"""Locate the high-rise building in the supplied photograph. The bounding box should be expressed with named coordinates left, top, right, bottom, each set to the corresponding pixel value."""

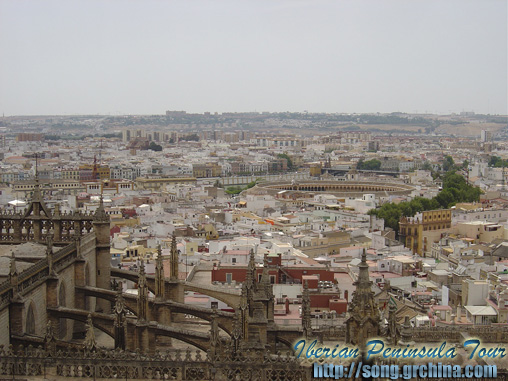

left=481, top=130, right=492, bottom=142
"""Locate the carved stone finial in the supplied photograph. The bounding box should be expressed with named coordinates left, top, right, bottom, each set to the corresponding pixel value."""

left=398, top=316, right=415, bottom=346
left=170, top=235, right=178, bottom=281
left=137, top=260, right=148, bottom=322
left=114, top=288, right=127, bottom=350
left=155, top=245, right=165, bottom=299
left=231, top=310, right=243, bottom=354
left=84, top=314, right=97, bottom=352
left=209, top=310, right=220, bottom=350
left=44, top=320, right=55, bottom=354
left=9, top=251, right=17, bottom=278
left=93, top=195, right=109, bottom=222
left=47, top=240, right=56, bottom=277
left=345, top=248, right=380, bottom=347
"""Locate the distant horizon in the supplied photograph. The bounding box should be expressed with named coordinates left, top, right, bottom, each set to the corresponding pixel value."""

left=3, top=109, right=508, bottom=118
left=1, top=0, right=506, bottom=116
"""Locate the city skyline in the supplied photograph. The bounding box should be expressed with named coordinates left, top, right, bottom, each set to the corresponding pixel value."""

left=1, top=0, right=506, bottom=116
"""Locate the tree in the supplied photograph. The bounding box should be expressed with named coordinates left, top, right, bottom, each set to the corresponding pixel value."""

left=225, top=180, right=258, bottom=195
left=489, top=156, right=501, bottom=167
left=225, top=187, right=243, bottom=195
left=277, top=153, right=294, bottom=170
left=368, top=171, right=482, bottom=234
left=422, top=161, right=433, bottom=171
left=357, top=159, right=381, bottom=171
left=488, top=155, right=508, bottom=168
left=180, top=134, right=199, bottom=142
left=435, top=189, right=455, bottom=208
left=442, top=155, right=455, bottom=172
left=148, top=142, right=162, bottom=151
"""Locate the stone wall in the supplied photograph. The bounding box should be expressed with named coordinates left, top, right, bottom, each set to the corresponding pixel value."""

left=24, top=284, right=48, bottom=337
left=0, top=308, right=9, bottom=347
left=0, top=233, right=99, bottom=346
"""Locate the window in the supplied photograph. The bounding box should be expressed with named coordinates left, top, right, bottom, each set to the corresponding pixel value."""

left=232, top=258, right=236, bottom=263
left=26, top=303, right=36, bottom=335
left=226, top=273, right=232, bottom=284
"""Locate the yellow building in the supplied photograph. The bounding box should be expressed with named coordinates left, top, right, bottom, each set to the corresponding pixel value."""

left=309, top=163, right=322, bottom=177
left=192, top=163, right=222, bottom=178
left=195, top=223, right=219, bottom=240
left=79, top=164, right=111, bottom=180
left=399, top=209, right=451, bottom=255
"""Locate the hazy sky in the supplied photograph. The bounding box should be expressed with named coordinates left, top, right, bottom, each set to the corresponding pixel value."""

left=1, top=0, right=506, bottom=116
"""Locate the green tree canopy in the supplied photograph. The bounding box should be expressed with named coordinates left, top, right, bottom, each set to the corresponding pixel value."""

left=357, top=159, right=381, bottom=171
left=148, top=141, right=162, bottom=151
left=277, top=153, right=294, bottom=170
left=369, top=171, right=481, bottom=234
left=442, top=155, right=455, bottom=172
left=488, top=156, right=508, bottom=168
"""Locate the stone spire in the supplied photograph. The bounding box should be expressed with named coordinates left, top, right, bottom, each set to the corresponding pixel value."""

left=260, top=256, right=271, bottom=293
left=155, top=245, right=165, bottom=299
left=137, top=259, right=148, bottom=321
left=356, top=249, right=372, bottom=292
left=398, top=316, right=415, bottom=346
left=9, top=252, right=17, bottom=278
left=9, top=252, right=19, bottom=300
left=209, top=307, right=220, bottom=357
left=84, top=314, right=97, bottom=353
left=239, top=286, right=249, bottom=339
left=169, top=235, right=178, bottom=281
left=93, top=194, right=109, bottom=222
left=245, top=249, right=256, bottom=287
left=44, top=320, right=56, bottom=354
left=231, top=310, right=243, bottom=355
left=32, top=156, right=42, bottom=203
left=386, top=298, right=398, bottom=344
left=345, top=249, right=380, bottom=347
left=114, top=288, right=127, bottom=350
left=257, top=255, right=274, bottom=323
left=302, top=280, right=312, bottom=337
left=21, top=159, right=53, bottom=228
left=242, top=249, right=257, bottom=311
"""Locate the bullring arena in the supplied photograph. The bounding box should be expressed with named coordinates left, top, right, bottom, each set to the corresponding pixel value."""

left=249, top=180, right=415, bottom=198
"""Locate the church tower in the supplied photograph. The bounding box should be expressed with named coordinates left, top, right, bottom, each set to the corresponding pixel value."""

left=345, top=249, right=380, bottom=348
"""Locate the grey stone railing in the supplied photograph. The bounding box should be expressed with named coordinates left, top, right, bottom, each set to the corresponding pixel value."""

left=0, top=345, right=309, bottom=380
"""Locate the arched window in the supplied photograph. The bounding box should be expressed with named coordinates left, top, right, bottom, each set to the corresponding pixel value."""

left=26, top=302, right=36, bottom=335
left=59, top=283, right=67, bottom=339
